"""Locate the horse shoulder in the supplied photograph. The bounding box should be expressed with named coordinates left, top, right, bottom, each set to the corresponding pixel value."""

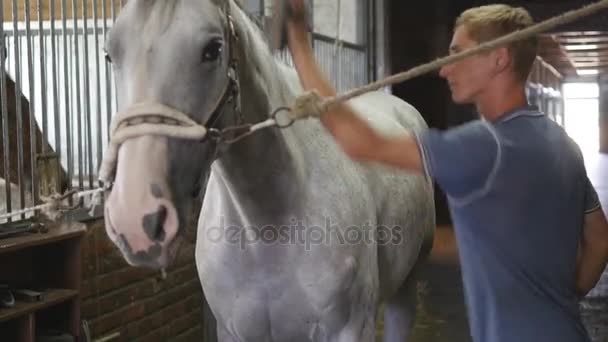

left=347, top=91, right=428, bottom=137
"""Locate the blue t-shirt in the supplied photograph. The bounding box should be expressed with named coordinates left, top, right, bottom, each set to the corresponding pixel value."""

left=416, top=107, right=601, bottom=342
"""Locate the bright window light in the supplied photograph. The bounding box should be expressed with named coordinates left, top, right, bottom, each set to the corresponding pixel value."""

left=578, top=69, right=599, bottom=76
left=563, top=82, right=599, bottom=159
left=565, top=44, right=598, bottom=51
left=563, top=82, right=599, bottom=98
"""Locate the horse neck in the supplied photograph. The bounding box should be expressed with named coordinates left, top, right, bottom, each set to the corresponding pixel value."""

left=212, top=5, right=304, bottom=220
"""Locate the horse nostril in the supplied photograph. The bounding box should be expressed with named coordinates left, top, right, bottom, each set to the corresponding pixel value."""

left=143, top=205, right=168, bottom=242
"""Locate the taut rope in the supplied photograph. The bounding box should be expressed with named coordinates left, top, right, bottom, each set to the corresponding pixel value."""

left=2, top=0, right=608, bottom=221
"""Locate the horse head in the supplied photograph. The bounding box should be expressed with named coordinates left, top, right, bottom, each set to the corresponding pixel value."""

left=102, top=0, right=245, bottom=268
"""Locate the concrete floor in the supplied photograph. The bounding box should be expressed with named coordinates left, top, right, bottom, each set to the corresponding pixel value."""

left=380, top=227, right=470, bottom=342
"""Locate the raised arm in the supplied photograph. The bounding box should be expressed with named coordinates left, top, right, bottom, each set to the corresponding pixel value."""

left=284, top=0, right=423, bottom=172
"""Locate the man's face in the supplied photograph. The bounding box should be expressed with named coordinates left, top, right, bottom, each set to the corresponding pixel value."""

left=439, top=25, right=499, bottom=104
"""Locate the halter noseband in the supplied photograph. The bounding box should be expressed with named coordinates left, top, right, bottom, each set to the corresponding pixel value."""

left=97, top=6, right=241, bottom=191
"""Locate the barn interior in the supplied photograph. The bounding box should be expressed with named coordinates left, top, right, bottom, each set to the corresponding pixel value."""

left=0, top=0, right=606, bottom=341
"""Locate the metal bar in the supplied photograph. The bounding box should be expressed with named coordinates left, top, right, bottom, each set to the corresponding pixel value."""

left=12, top=0, right=26, bottom=214
left=111, top=0, right=116, bottom=22
left=312, top=33, right=366, bottom=51
left=103, top=0, right=112, bottom=140
left=11, top=26, right=102, bottom=37
left=62, top=0, right=72, bottom=191
left=37, top=0, right=48, bottom=155
left=72, top=0, right=83, bottom=189
left=25, top=0, right=39, bottom=208
left=259, top=0, right=264, bottom=17
left=93, top=0, right=102, bottom=179
left=112, top=1, right=117, bottom=113
left=83, top=0, right=93, bottom=188
left=366, top=0, right=372, bottom=82
left=51, top=0, right=61, bottom=167
left=0, top=0, right=11, bottom=219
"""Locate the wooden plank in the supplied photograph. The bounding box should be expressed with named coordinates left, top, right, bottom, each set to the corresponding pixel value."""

left=572, top=61, right=608, bottom=68
left=556, top=36, right=608, bottom=44
left=0, top=222, right=85, bottom=254
left=570, top=56, right=608, bottom=62
left=566, top=49, right=608, bottom=57
left=564, top=44, right=608, bottom=51
left=2, top=0, right=122, bottom=22
left=0, top=289, right=77, bottom=322
left=18, top=314, right=34, bottom=342
left=555, top=31, right=608, bottom=38
left=577, top=66, right=608, bottom=71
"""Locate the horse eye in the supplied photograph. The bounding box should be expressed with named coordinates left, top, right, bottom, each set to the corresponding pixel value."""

left=202, top=39, right=223, bottom=63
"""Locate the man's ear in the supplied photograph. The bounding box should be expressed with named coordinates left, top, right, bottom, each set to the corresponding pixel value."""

left=494, top=46, right=511, bottom=73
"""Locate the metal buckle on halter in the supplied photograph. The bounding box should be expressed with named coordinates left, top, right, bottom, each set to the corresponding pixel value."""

left=206, top=128, right=223, bottom=141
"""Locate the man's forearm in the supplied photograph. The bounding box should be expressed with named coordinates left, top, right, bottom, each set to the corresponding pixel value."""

left=576, top=209, right=608, bottom=296
left=576, top=239, right=608, bottom=295
left=374, top=134, right=424, bottom=172
left=287, top=28, right=335, bottom=98
left=285, top=18, right=423, bottom=173
left=286, top=25, right=377, bottom=157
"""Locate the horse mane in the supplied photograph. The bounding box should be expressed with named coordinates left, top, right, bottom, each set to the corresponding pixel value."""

left=228, top=0, right=297, bottom=107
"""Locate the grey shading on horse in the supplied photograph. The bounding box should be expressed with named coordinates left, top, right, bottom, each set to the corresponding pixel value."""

left=101, top=0, right=435, bottom=340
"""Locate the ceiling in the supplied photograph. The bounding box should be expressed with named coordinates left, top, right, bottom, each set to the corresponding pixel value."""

left=481, top=0, right=608, bottom=77
left=539, top=31, right=608, bottom=77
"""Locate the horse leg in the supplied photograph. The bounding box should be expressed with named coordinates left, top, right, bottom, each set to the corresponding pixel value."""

left=217, top=324, right=238, bottom=342
left=334, top=311, right=377, bottom=342
left=382, top=275, right=418, bottom=342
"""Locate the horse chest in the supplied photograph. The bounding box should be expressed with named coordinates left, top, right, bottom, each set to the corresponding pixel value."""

left=197, top=244, right=370, bottom=340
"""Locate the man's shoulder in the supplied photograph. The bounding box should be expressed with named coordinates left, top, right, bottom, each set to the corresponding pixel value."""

left=444, top=119, right=497, bottom=142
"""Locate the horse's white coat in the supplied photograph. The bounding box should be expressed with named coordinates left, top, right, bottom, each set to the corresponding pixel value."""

left=104, top=0, right=435, bottom=340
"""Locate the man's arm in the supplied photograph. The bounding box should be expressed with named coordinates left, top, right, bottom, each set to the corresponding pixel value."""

left=576, top=208, right=608, bottom=296
left=285, top=0, right=423, bottom=172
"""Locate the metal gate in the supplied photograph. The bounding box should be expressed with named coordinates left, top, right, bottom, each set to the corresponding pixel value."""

left=0, top=0, right=375, bottom=224
left=0, top=0, right=122, bottom=224
left=0, top=0, right=376, bottom=339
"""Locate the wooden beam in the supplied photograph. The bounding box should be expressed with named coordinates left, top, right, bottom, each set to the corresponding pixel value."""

left=1, top=0, right=122, bottom=22
left=556, top=36, right=608, bottom=44
left=513, top=1, right=608, bottom=33
left=538, top=34, right=577, bottom=76
left=565, top=49, right=608, bottom=57
left=556, top=31, right=608, bottom=37
left=563, top=43, right=608, bottom=51
left=572, top=61, right=608, bottom=68
left=570, top=56, right=608, bottom=62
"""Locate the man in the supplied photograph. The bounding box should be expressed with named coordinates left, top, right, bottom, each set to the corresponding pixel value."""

left=285, top=2, right=608, bottom=342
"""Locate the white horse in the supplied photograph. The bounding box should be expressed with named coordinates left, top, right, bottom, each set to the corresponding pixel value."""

left=102, top=0, right=435, bottom=340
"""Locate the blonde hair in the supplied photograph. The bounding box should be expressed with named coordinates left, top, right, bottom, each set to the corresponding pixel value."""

left=455, top=4, right=538, bottom=81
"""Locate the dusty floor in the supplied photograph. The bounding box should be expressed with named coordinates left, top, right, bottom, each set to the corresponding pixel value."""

left=374, top=227, right=469, bottom=342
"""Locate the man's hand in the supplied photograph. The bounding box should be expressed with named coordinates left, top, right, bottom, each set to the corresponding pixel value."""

left=285, top=0, right=308, bottom=29
left=285, top=0, right=311, bottom=50
left=283, top=0, right=424, bottom=173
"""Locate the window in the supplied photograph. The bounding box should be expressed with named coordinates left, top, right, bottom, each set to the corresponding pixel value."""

left=563, top=82, right=600, bottom=158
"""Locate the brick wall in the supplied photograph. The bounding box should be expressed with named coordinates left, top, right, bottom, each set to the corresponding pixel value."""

left=80, top=217, right=207, bottom=341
